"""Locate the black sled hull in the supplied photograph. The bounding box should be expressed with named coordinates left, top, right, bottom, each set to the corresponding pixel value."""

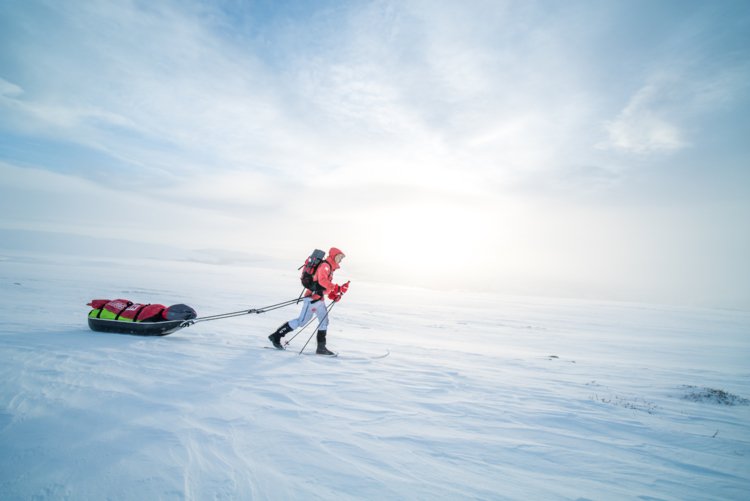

left=88, top=318, right=186, bottom=336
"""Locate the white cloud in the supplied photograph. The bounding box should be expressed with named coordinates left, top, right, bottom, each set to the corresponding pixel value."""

left=1, top=0, right=606, bottom=195
left=0, top=78, right=23, bottom=97
left=1, top=2, right=300, bottom=174
left=601, top=83, right=687, bottom=154
left=600, top=59, right=750, bottom=156
left=0, top=86, right=133, bottom=133
left=0, top=161, right=247, bottom=248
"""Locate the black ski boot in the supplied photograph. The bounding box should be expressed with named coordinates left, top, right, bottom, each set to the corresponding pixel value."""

left=315, top=329, right=335, bottom=355
left=268, top=322, right=293, bottom=350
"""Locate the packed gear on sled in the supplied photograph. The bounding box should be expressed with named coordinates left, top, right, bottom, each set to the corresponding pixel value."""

left=87, top=299, right=197, bottom=336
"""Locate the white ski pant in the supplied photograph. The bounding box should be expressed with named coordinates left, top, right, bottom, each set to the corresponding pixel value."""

left=289, top=297, right=329, bottom=331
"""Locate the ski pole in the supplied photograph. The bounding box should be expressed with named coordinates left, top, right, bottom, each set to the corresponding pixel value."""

left=296, top=303, right=333, bottom=354
left=283, top=314, right=319, bottom=346
left=298, top=302, right=336, bottom=355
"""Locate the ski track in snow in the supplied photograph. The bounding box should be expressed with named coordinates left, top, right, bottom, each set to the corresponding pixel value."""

left=0, top=254, right=749, bottom=500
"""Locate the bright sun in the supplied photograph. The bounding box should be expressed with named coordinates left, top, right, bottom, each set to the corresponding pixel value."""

left=363, top=202, right=495, bottom=284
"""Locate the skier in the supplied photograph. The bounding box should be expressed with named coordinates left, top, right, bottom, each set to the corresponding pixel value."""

left=268, top=247, right=348, bottom=354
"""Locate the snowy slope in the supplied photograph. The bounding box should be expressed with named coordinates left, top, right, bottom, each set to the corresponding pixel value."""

left=1, top=253, right=748, bottom=500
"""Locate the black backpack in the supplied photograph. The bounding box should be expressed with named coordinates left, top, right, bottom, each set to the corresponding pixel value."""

left=299, top=249, right=326, bottom=293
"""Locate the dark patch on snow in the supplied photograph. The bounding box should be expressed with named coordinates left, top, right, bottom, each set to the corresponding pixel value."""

left=681, top=386, right=749, bottom=406
left=592, top=394, right=658, bottom=414
left=547, top=355, right=575, bottom=363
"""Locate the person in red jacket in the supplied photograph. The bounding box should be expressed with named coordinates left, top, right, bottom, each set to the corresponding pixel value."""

left=268, top=247, right=348, bottom=354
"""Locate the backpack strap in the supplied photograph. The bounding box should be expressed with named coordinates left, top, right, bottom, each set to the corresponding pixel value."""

left=311, top=260, right=332, bottom=298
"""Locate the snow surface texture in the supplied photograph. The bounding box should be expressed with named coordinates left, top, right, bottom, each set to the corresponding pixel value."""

left=1, top=253, right=749, bottom=500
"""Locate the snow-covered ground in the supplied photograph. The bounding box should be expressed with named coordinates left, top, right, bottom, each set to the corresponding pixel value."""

left=1, top=252, right=748, bottom=500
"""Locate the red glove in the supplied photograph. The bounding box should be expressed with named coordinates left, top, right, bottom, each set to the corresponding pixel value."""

left=328, top=282, right=350, bottom=302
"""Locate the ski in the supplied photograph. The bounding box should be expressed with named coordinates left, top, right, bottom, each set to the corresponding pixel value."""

left=340, top=350, right=390, bottom=360
left=263, top=346, right=389, bottom=360
left=263, top=346, right=338, bottom=357
left=304, top=351, right=338, bottom=358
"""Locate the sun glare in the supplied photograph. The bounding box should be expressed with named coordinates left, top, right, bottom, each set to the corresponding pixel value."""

left=367, top=202, right=493, bottom=283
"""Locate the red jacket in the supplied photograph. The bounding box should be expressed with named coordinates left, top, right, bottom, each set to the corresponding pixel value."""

left=306, top=247, right=344, bottom=300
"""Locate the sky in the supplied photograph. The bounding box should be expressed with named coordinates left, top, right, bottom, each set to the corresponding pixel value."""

left=1, top=0, right=749, bottom=309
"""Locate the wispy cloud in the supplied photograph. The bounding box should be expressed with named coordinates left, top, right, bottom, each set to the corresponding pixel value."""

left=600, top=61, right=749, bottom=155
left=0, top=77, right=22, bottom=97
left=602, top=82, right=687, bottom=154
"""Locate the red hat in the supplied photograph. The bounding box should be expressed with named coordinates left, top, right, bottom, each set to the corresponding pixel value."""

left=329, top=247, right=345, bottom=259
